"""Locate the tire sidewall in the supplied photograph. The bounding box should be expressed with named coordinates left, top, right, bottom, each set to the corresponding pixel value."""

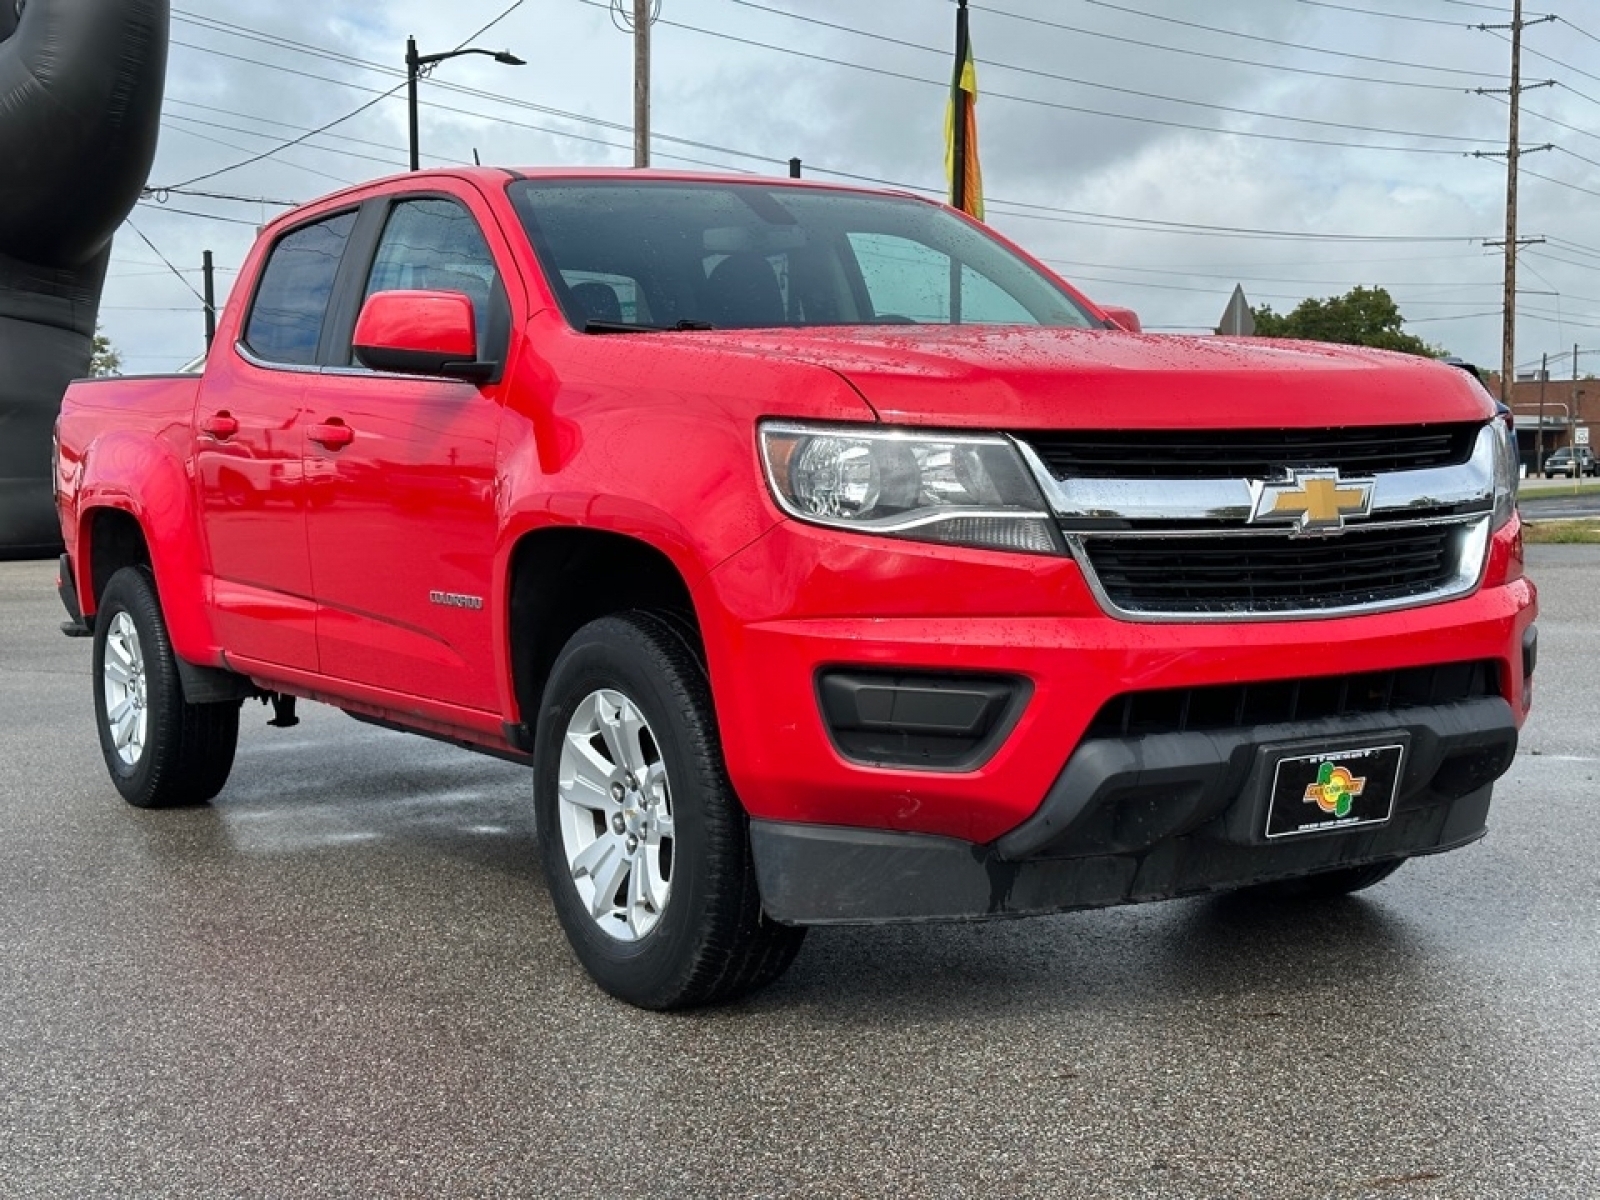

left=92, top=568, right=171, bottom=802
left=533, top=618, right=730, bottom=1006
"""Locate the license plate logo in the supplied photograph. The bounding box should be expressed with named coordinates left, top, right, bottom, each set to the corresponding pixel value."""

left=1304, top=762, right=1365, bottom=817
left=1266, top=743, right=1404, bottom=839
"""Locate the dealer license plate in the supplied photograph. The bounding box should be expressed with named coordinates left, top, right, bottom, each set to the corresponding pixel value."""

left=1264, top=743, right=1404, bottom=839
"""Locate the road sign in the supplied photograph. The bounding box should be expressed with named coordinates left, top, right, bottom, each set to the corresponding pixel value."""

left=1577, top=427, right=1590, bottom=446
left=1216, top=285, right=1255, bottom=336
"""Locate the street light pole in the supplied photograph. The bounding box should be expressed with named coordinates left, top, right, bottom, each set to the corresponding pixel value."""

left=405, top=35, right=525, bottom=172
left=407, top=36, right=421, bottom=172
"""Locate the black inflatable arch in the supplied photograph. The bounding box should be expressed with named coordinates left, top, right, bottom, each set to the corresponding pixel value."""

left=0, top=0, right=168, bottom=556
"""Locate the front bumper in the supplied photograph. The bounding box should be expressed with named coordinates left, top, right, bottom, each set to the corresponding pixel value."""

left=749, top=695, right=1514, bottom=924
left=697, top=520, right=1537, bottom=847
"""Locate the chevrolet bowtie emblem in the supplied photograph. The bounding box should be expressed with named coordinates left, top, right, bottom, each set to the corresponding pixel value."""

left=1251, top=468, right=1375, bottom=534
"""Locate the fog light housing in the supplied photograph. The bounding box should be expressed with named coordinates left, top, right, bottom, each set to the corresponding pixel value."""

left=817, top=669, right=1030, bottom=771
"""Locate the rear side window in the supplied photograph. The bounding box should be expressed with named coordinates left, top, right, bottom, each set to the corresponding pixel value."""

left=243, top=211, right=358, bottom=365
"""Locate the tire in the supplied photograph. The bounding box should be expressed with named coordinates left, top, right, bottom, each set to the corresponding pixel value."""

left=92, top=566, right=239, bottom=808
left=1234, top=858, right=1406, bottom=901
left=533, top=611, right=805, bottom=1010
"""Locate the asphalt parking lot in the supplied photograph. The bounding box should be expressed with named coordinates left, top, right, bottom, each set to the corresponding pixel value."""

left=1, top=550, right=1596, bottom=1199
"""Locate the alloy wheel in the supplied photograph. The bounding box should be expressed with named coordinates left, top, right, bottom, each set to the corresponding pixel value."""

left=101, top=611, right=148, bottom=768
left=556, top=688, right=675, bottom=941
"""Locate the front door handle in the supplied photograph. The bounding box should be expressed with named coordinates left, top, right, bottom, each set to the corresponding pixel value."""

left=309, top=420, right=355, bottom=450
left=200, top=411, right=238, bottom=440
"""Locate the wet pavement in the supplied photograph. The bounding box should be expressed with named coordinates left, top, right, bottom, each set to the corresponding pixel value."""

left=0, top=552, right=1596, bottom=1199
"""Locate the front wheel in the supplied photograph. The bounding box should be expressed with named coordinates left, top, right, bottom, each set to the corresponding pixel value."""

left=92, top=566, right=239, bottom=808
left=533, top=612, right=804, bottom=1010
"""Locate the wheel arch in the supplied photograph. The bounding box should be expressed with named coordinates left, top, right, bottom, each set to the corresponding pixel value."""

left=505, top=526, right=703, bottom=740
left=73, top=432, right=217, bottom=663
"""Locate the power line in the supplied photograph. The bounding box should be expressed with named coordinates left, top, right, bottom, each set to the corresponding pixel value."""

left=134, top=201, right=265, bottom=228
left=595, top=1, right=1495, bottom=157
left=969, top=2, right=1480, bottom=93
left=1072, top=0, right=1503, bottom=81
left=1527, top=248, right=1600, bottom=274
left=1434, top=1, right=1518, bottom=13
left=146, top=7, right=1506, bottom=252
left=722, top=0, right=1491, bottom=147
left=1294, top=1, right=1477, bottom=28
left=1555, top=16, right=1600, bottom=48
left=159, top=117, right=364, bottom=187
left=455, top=0, right=526, bottom=50
left=163, top=111, right=400, bottom=176
left=143, top=182, right=298, bottom=207
left=166, top=97, right=455, bottom=167
left=158, top=0, right=531, bottom=190
left=162, top=27, right=773, bottom=172
left=121, top=221, right=209, bottom=305
left=168, top=86, right=400, bottom=189
left=1059, top=269, right=1500, bottom=305
left=981, top=197, right=1484, bottom=242
left=1041, top=254, right=1495, bottom=288
left=1522, top=165, right=1600, bottom=200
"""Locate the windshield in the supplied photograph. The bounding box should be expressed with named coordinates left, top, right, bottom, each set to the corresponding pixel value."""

left=508, top=179, right=1096, bottom=332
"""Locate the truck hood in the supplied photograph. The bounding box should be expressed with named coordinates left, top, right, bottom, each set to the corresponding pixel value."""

left=698, top=325, right=1494, bottom=430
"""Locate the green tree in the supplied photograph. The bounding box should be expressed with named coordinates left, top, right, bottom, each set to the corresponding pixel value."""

left=1251, top=286, right=1443, bottom=357
left=90, top=327, right=121, bottom=377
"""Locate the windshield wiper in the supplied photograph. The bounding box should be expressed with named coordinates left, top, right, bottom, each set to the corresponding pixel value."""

left=583, top=318, right=716, bottom=334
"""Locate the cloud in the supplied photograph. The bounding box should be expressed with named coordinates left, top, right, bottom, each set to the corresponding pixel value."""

left=98, top=0, right=1600, bottom=375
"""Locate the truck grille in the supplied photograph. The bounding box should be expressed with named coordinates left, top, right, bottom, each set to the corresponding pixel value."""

left=1087, top=660, right=1500, bottom=739
left=1020, top=424, right=1480, bottom=480
left=1082, top=524, right=1465, bottom=615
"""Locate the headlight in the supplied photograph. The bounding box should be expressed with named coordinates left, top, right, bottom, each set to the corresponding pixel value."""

left=1491, top=413, right=1518, bottom=530
left=759, top=422, right=1062, bottom=554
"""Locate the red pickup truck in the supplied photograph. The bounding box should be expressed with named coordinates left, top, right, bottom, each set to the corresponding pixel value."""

left=54, top=168, right=1536, bottom=1009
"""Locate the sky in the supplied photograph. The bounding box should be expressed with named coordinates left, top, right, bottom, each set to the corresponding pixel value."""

left=104, top=0, right=1600, bottom=386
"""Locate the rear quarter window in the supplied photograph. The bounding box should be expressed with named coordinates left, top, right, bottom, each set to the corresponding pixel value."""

left=242, top=210, right=358, bottom=365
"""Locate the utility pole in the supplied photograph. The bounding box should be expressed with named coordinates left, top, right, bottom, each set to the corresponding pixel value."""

left=633, top=0, right=652, bottom=167
left=1473, top=3, right=1556, bottom=404
left=1572, top=341, right=1580, bottom=458
left=1536, top=351, right=1548, bottom=470
left=202, top=250, right=216, bottom=351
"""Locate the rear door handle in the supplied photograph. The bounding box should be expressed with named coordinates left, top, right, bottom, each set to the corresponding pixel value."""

left=200, top=411, right=238, bottom=439
left=309, top=420, right=354, bottom=450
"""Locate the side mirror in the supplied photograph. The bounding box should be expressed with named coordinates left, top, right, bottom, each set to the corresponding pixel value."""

left=1101, top=305, right=1142, bottom=333
left=352, top=290, right=493, bottom=380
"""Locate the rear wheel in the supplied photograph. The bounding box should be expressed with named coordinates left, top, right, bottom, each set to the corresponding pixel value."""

left=92, top=566, right=239, bottom=808
left=533, top=612, right=804, bottom=1009
left=1235, top=858, right=1406, bottom=901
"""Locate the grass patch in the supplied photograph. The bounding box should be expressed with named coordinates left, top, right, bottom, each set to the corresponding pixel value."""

left=1523, top=519, right=1600, bottom=544
left=1519, top=479, right=1600, bottom=498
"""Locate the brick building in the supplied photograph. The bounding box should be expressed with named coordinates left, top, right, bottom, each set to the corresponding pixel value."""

left=1482, top=373, right=1596, bottom=471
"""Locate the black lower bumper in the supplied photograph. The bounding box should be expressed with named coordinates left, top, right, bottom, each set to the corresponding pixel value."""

left=750, top=697, right=1517, bottom=925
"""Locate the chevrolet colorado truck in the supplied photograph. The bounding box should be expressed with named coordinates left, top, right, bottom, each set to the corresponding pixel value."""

left=54, top=168, right=1537, bottom=1009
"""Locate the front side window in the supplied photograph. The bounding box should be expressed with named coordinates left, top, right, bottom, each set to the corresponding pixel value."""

left=509, top=180, right=1094, bottom=332
left=364, top=198, right=500, bottom=356
left=243, top=210, right=357, bottom=365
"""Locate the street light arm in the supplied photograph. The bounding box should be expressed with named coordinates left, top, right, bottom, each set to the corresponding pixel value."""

left=415, top=46, right=525, bottom=68
left=406, top=35, right=524, bottom=171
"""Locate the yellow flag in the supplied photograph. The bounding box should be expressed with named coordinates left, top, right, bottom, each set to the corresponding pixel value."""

left=944, top=2, right=983, bottom=220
